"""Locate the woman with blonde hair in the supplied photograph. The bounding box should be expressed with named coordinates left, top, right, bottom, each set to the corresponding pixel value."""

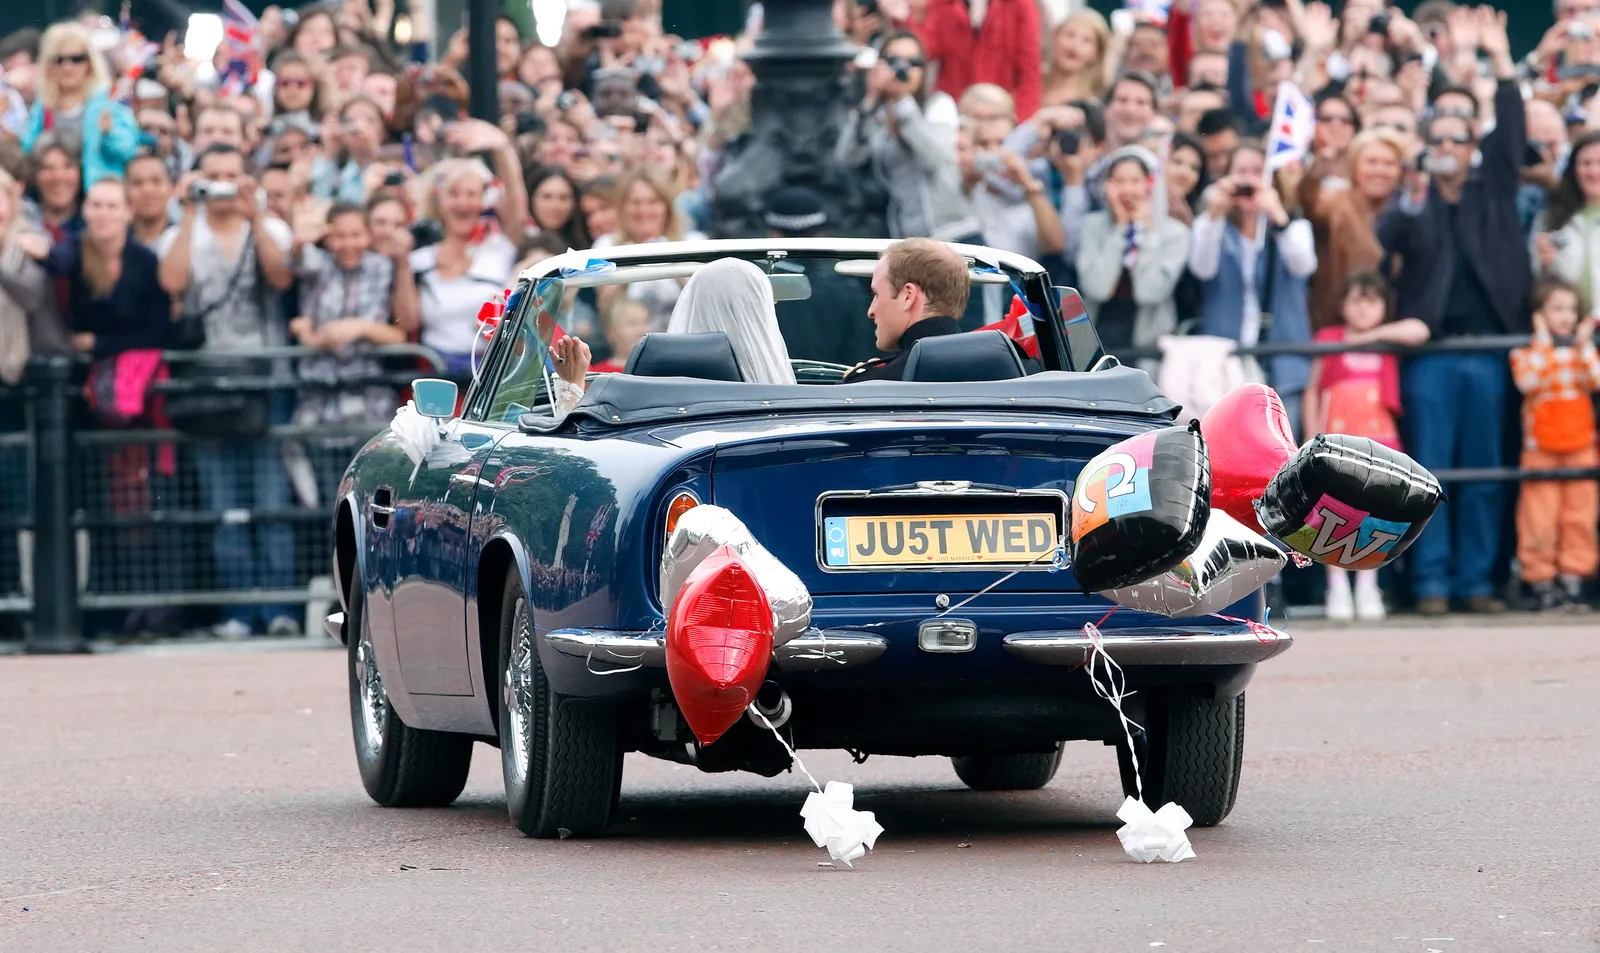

left=21, top=21, right=140, bottom=186
left=958, top=83, right=1016, bottom=123
left=1295, top=128, right=1409, bottom=331
left=1041, top=11, right=1112, bottom=109
left=595, top=169, right=694, bottom=248
left=592, top=169, right=705, bottom=328
left=409, top=151, right=522, bottom=375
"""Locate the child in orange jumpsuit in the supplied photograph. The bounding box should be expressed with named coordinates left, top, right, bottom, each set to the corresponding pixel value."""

left=1510, top=279, right=1600, bottom=612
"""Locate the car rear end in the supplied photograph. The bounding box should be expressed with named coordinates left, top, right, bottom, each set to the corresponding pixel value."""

left=620, top=411, right=1280, bottom=757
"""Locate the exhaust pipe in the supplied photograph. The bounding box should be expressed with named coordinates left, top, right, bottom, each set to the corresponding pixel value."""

left=747, top=681, right=792, bottom=729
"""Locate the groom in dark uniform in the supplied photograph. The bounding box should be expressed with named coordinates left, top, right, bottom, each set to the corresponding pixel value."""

left=842, top=237, right=971, bottom=383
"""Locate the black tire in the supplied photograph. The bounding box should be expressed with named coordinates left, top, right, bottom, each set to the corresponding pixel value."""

left=347, top=563, right=474, bottom=807
left=951, top=744, right=1064, bottom=791
left=498, top=567, right=621, bottom=838
left=1117, top=688, right=1244, bottom=827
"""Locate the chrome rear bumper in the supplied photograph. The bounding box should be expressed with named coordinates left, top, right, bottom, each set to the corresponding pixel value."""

left=543, top=627, right=889, bottom=672
left=1002, top=626, right=1292, bottom=667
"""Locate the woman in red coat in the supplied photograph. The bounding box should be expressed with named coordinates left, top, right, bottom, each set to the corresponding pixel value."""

left=916, top=0, right=1043, bottom=122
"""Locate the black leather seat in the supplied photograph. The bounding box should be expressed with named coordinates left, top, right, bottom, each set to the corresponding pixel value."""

left=902, top=329, right=1027, bottom=382
left=623, top=331, right=745, bottom=382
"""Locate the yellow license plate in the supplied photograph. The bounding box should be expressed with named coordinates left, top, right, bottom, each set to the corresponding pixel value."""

left=822, top=513, right=1058, bottom=567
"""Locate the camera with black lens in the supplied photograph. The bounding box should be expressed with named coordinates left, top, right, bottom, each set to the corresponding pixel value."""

left=1368, top=12, right=1390, bottom=35
left=515, top=111, right=546, bottom=137
left=1054, top=127, right=1082, bottom=156
left=188, top=180, right=238, bottom=203
left=886, top=56, right=915, bottom=83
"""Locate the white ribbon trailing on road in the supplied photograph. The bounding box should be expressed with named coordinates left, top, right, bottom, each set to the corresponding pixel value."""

left=1115, top=797, right=1196, bottom=863
left=801, top=781, right=885, bottom=869
left=750, top=707, right=884, bottom=868
left=1083, top=622, right=1197, bottom=864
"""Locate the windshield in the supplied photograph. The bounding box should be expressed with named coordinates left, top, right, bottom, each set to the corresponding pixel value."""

left=475, top=247, right=1100, bottom=422
left=549, top=253, right=1043, bottom=371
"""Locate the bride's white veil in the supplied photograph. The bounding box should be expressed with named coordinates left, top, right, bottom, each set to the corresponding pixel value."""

left=666, top=257, right=796, bottom=385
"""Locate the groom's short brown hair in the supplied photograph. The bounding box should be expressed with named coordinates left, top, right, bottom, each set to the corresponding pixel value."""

left=881, top=238, right=971, bottom=318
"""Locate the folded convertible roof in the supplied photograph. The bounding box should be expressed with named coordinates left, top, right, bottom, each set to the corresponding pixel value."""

left=519, top=367, right=1180, bottom=432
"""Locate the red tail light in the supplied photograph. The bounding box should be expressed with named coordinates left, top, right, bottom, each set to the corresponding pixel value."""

left=665, top=545, right=774, bottom=746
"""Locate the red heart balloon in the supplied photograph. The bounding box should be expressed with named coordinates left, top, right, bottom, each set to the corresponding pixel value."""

left=1200, top=384, right=1297, bottom=531
left=666, top=546, right=773, bottom=747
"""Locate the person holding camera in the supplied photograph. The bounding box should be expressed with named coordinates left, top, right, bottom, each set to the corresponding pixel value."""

left=961, top=87, right=1064, bottom=264
left=311, top=96, right=389, bottom=204
left=1535, top=132, right=1600, bottom=293
left=1376, top=8, right=1525, bottom=616
left=836, top=31, right=973, bottom=242
left=156, top=143, right=298, bottom=639
left=1188, top=141, right=1317, bottom=435
left=1003, top=99, right=1106, bottom=277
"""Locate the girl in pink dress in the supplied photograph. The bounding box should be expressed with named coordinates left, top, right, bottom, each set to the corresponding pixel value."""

left=1302, top=272, right=1404, bottom=623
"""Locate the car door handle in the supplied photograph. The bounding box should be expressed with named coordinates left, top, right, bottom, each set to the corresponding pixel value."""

left=370, top=487, right=394, bottom=527
left=451, top=473, right=492, bottom=489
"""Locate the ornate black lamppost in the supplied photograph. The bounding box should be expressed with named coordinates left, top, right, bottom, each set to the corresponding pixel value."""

left=711, top=0, right=886, bottom=238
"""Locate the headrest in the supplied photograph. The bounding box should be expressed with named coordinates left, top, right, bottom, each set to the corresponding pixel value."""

left=623, top=331, right=745, bottom=382
left=902, top=329, right=1027, bottom=383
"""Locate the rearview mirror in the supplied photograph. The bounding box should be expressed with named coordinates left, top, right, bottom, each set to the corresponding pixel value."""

left=412, top=378, right=458, bottom=420
left=769, top=273, right=812, bottom=302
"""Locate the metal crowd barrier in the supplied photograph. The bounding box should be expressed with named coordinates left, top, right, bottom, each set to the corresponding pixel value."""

left=0, top=333, right=1588, bottom=651
left=0, top=345, right=452, bottom=653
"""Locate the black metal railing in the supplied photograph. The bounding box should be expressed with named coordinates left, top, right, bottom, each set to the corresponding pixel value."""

left=0, top=332, right=1588, bottom=651
left=0, top=345, right=453, bottom=652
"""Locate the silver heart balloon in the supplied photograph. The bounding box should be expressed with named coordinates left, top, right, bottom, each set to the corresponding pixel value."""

left=1099, top=510, right=1286, bottom=618
left=661, top=505, right=812, bottom=645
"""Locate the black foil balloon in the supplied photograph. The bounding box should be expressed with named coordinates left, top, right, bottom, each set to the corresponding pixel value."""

left=1069, top=422, right=1212, bottom=593
left=1254, top=434, right=1442, bottom=571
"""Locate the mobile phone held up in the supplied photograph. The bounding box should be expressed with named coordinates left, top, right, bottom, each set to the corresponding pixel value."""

left=584, top=21, right=623, bottom=40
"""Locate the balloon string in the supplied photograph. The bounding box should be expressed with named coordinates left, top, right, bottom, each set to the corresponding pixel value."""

left=750, top=705, right=823, bottom=794
left=1211, top=613, right=1286, bottom=646
left=933, top=537, right=1067, bottom=619
left=1083, top=621, right=1145, bottom=804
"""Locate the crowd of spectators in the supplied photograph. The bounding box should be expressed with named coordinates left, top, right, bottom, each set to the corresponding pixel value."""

left=0, top=0, right=1596, bottom=635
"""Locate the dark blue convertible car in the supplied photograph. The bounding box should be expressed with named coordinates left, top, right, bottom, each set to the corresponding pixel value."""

left=326, top=239, right=1292, bottom=838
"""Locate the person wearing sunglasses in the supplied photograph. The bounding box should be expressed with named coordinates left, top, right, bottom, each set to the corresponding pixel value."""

left=1375, top=6, right=1527, bottom=617
left=19, top=22, right=139, bottom=188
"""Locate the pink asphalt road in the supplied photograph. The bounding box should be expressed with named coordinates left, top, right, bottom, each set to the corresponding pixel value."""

left=2, top=621, right=1596, bottom=952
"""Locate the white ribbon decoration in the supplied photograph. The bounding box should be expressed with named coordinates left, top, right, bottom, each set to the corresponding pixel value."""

left=1115, top=797, right=1196, bottom=863
left=800, top=781, right=884, bottom=868
left=750, top=706, right=884, bottom=868
left=1083, top=622, right=1197, bottom=863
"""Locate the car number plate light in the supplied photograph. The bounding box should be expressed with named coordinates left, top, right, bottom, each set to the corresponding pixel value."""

left=919, top=619, right=977, bottom=654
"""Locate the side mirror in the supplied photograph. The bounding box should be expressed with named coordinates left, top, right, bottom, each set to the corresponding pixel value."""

left=412, top=378, right=459, bottom=420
